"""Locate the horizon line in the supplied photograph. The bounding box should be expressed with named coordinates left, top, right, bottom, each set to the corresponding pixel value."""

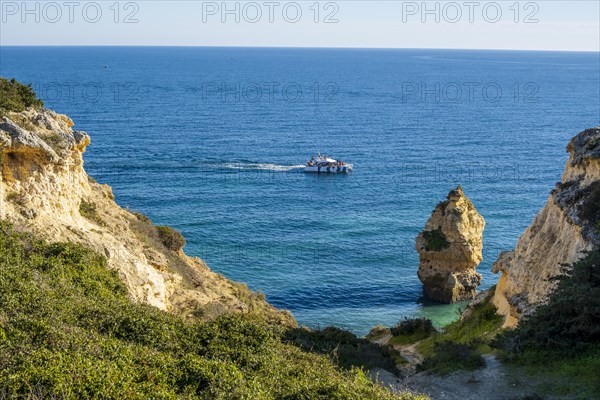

left=0, top=44, right=598, bottom=53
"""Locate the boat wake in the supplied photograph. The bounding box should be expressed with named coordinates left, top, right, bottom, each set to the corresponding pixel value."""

left=222, top=162, right=305, bottom=172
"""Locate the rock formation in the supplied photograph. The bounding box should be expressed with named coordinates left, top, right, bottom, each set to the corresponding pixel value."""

left=493, top=127, right=600, bottom=328
left=416, top=186, right=485, bottom=303
left=0, top=107, right=294, bottom=325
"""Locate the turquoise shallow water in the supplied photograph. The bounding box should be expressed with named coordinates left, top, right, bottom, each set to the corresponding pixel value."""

left=1, top=47, right=599, bottom=335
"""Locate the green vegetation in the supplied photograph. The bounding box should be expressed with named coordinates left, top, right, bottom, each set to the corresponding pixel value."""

left=6, top=191, right=25, bottom=206
left=505, top=346, right=600, bottom=399
left=130, top=212, right=186, bottom=253
left=79, top=199, right=104, bottom=226
left=365, top=325, right=388, bottom=341
left=131, top=209, right=152, bottom=224
left=578, top=181, right=600, bottom=229
left=157, top=225, right=186, bottom=252
left=415, top=298, right=503, bottom=374
left=418, top=342, right=485, bottom=375
left=493, top=249, right=600, bottom=397
left=285, top=326, right=404, bottom=371
left=389, top=318, right=436, bottom=346
left=405, top=248, right=600, bottom=394
left=422, top=228, right=450, bottom=252
left=0, top=222, right=424, bottom=399
left=0, top=77, right=44, bottom=116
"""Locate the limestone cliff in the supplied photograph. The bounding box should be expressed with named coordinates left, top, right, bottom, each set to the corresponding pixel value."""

left=493, top=127, right=600, bottom=328
left=0, top=107, right=294, bottom=325
left=416, top=186, right=485, bottom=303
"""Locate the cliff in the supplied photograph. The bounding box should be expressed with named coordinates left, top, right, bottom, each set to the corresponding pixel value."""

left=493, top=127, right=600, bottom=327
left=0, top=107, right=294, bottom=325
left=416, top=186, right=485, bottom=303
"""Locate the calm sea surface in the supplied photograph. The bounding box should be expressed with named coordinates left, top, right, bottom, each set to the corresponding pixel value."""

left=1, top=47, right=599, bottom=335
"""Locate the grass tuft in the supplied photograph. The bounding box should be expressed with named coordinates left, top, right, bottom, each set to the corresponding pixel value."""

left=79, top=199, right=105, bottom=226
left=422, top=228, right=450, bottom=252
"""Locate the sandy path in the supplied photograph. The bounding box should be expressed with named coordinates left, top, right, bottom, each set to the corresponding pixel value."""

left=371, top=354, right=552, bottom=400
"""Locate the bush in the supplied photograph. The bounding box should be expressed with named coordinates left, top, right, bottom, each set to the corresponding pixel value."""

left=390, top=318, right=436, bottom=345
left=284, top=326, right=401, bottom=372
left=422, top=228, right=450, bottom=252
left=418, top=342, right=485, bottom=375
left=578, top=181, right=600, bottom=227
left=0, top=221, right=423, bottom=399
left=156, top=225, right=186, bottom=251
left=79, top=199, right=104, bottom=226
left=0, top=77, right=44, bottom=116
left=391, top=318, right=435, bottom=337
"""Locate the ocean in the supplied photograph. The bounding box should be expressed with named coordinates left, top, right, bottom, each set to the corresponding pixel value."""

left=1, top=46, right=598, bottom=335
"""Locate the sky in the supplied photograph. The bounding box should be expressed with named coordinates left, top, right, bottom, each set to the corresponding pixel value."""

left=0, top=1, right=599, bottom=51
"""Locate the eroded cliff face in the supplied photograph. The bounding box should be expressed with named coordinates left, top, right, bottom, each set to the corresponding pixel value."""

left=493, top=127, right=600, bottom=328
left=0, top=108, right=294, bottom=325
left=416, top=186, right=485, bottom=303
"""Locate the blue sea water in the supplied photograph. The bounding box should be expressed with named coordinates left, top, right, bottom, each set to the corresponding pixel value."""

left=1, top=47, right=598, bottom=335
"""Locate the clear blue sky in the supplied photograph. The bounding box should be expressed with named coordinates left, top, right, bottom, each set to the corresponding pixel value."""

left=1, top=1, right=598, bottom=51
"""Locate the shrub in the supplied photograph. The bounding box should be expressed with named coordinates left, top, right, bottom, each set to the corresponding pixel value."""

left=366, top=325, right=389, bottom=341
left=79, top=199, right=104, bottom=226
left=578, top=181, right=600, bottom=227
left=390, top=318, right=436, bottom=345
left=415, top=298, right=502, bottom=374
left=0, top=77, right=44, bottom=116
left=418, top=342, right=485, bottom=375
left=422, top=228, right=450, bottom=252
left=0, top=221, right=423, bottom=399
left=156, top=225, right=186, bottom=251
left=284, top=326, right=401, bottom=372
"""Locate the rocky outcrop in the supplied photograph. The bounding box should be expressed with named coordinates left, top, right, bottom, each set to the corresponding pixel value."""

left=492, top=127, right=600, bottom=328
left=0, top=107, right=294, bottom=325
left=416, top=186, right=485, bottom=303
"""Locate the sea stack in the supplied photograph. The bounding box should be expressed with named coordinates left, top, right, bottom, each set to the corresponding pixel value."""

left=416, top=186, right=485, bottom=303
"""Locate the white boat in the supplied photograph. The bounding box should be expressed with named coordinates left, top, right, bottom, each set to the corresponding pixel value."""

left=304, top=152, right=353, bottom=173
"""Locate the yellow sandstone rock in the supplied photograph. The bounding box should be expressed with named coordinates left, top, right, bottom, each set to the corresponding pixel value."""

left=492, top=127, right=600, bottom=328
left=0, top=107, right=294, bottom=326
left=416, top=186, right=485, bottom=303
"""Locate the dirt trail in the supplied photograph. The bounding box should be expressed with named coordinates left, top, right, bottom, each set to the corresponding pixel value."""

left=403, top=355, right=541, bottom=400
left=371, top=350, right=551, bottom=400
